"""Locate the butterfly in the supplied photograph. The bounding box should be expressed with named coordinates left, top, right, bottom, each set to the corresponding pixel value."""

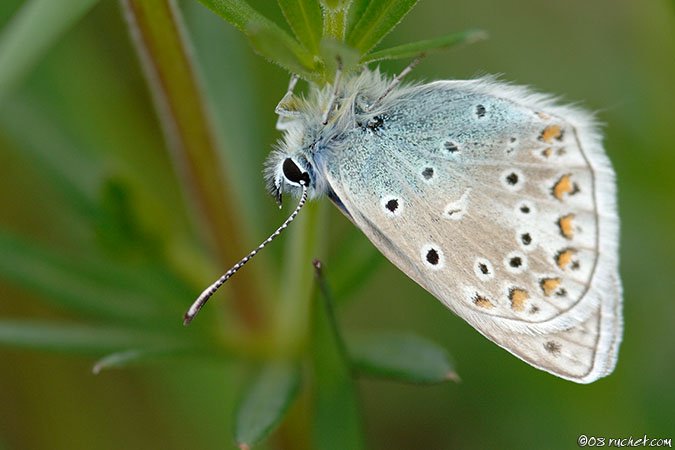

left=185, top=67, right=622, bottom=384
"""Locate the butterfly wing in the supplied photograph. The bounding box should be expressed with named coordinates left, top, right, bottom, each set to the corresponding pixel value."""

left=320, top=78, right=622, bottom=383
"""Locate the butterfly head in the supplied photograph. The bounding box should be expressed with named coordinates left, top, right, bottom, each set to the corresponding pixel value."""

left=265, top=149, right=317, bottom=207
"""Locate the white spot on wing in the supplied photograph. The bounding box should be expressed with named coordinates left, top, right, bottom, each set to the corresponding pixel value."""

left=443, top=188, right=471, bottom=221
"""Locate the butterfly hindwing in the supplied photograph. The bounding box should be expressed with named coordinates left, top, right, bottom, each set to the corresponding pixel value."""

left=321, top=78, right=622, bottom=382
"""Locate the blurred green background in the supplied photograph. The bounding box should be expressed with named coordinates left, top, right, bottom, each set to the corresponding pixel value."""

left=1, top=0, right=674, bottom=449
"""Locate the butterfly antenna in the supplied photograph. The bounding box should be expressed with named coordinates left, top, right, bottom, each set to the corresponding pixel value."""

left=370, top=54, right=426, bottom=111
left=183, top=183, right=309, bottom=325
left=322, top=57, right=343, bottom=125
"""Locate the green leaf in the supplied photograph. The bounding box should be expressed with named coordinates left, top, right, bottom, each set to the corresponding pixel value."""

left=0, top=230, right=176, bottom=324
left=92, top=346, right=202, bottom=374
left=334, top=249, right=383, bottom=301
left=234, top=362, right=301, bottom=449
left=345, top=0, right=369, bottom=37
left=0, top=0, right=100, bottom=100
left=195, top=0, right=315, bottom=74
left=328, top=230, right=384, bottom=302
left=346, top=331, right=459, bottom=384
left=278, top=0, right=323, bottom=55
left=246, top=21, right=316, bottom=79
left=193, top=0, right=265, bottom=31
left=0, top=320, right=179, bottom=355
left=362, top=29, right=488, bottom=62
left=346, top=0, right=418, bottom=54
left=311, top=261, right=364, bottom=450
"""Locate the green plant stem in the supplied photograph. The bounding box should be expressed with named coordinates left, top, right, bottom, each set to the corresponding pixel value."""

left=311, top=259, right=365, bottom=450
left=322, top=5, right=346, bottom=41
left=120, top=0, right=266, bottom=330
left=274, top=201, right=328, bottom=355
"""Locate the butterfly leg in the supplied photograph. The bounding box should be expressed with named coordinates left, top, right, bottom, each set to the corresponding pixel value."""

left=275, top=74, right=300, bottom=130
left=370, top=54, right=426, bottom=110
left=321, top=56, right=344, bottom=125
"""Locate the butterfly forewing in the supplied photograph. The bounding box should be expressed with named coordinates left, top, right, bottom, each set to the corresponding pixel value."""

left=321, top=78, right=621, bottom=382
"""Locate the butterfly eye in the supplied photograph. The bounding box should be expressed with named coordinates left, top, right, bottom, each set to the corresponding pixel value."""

left=282, top=158, right=310, bottom=185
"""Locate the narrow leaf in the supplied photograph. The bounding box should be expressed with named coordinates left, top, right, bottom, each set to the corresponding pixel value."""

left=278, top=0, right=323, bottom=54
left=246, top=21, right=315, bottom=79
left=0, top=230, right=174, bottom=323
left=234, top=362, right=301, bottom=448
left=311, top=261, right=365, bottom=450
left=0, top=320, right=178, bottom=355
left=193, top=0, right=266, bottom=31
left=347, top=0, right=418, bottom=54
left=0, top=0, right=100, bottom=100
left=195, top=0, right=315, bottom=73
left=346, top=331, right=459, bottom=384
left=92, top=346, right=201, bottom=374
left=345, top=0, right=369, bottom=37
left=362, top=29, right=488, bottom=63
left=333, top=249, right=383, bottom=301
left=328, top=230, right=384, bottom=303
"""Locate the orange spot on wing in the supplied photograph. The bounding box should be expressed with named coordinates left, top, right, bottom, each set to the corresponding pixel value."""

left=539, top=124, right=563, bottom=143
left=556, top=248, right=577, bottom=270
left=558, top=213, right=575, bottom=239
left=509, top=288, right=529, bottom=312
left=552, top=174, right=574, bottom=201
left=542, top=147, right=553, bottom=158
left=474, top=294, right=494, bottom=309
left=541, top=278, right=561, bottom=297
